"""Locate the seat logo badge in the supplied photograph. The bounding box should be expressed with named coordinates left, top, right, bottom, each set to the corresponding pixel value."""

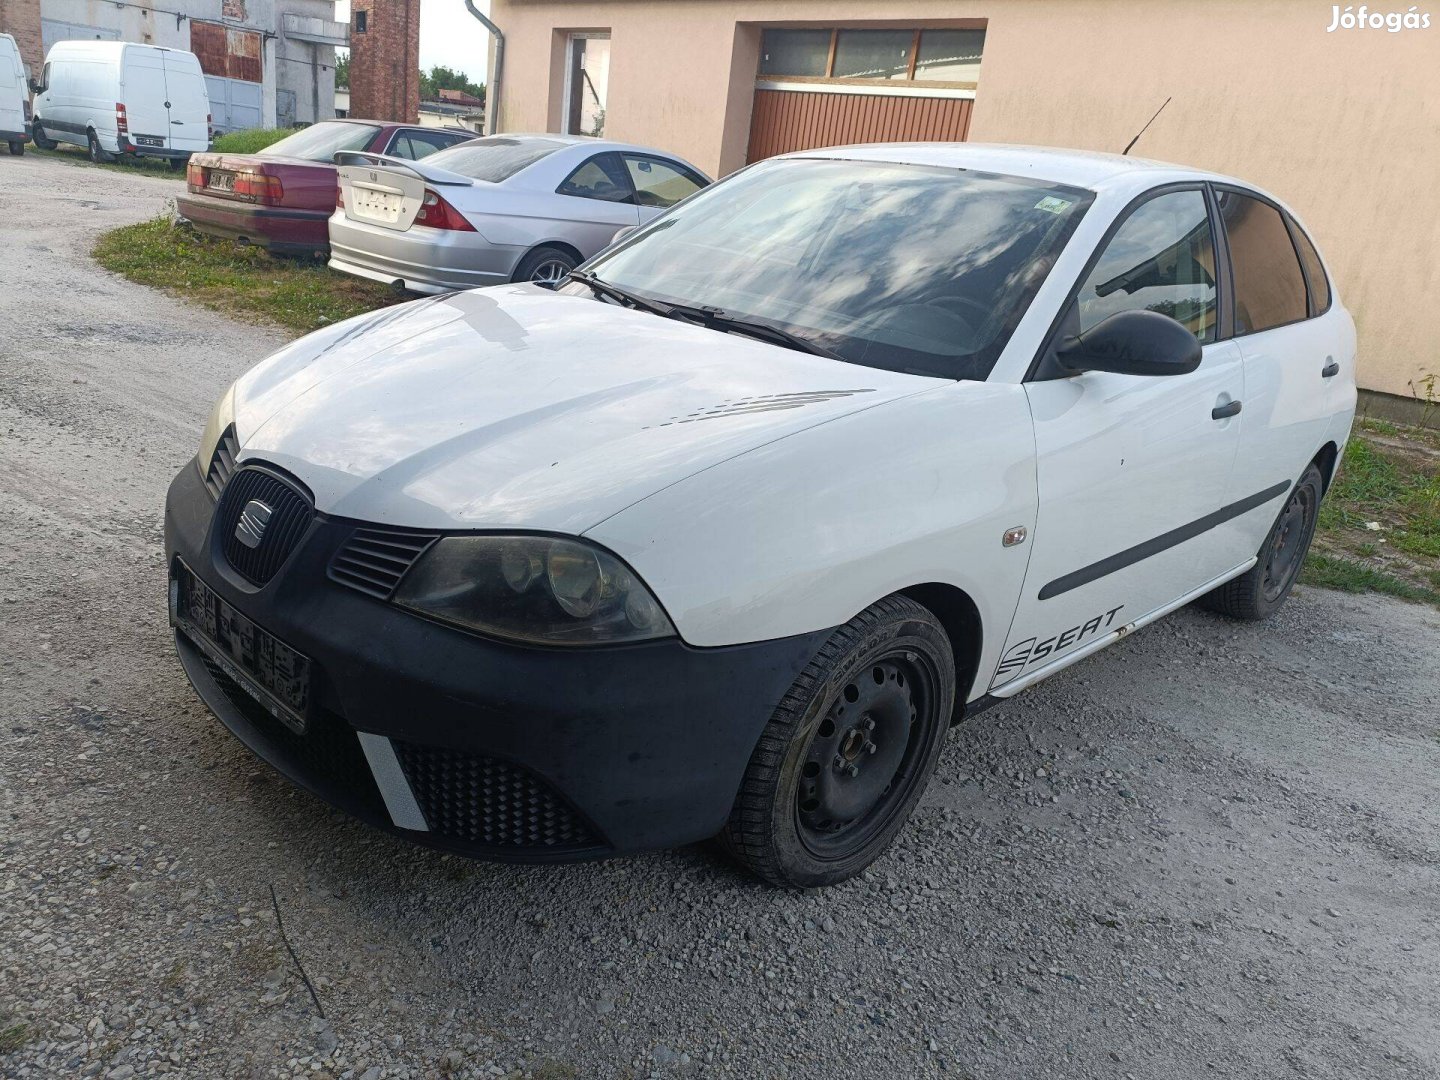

left=235, top=499, right=273, bottom=549
left=1002, top=526, right=1028, bottom=547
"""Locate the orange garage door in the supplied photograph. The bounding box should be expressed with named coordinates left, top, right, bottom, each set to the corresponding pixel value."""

left=746, top=88, right=974, bottom=164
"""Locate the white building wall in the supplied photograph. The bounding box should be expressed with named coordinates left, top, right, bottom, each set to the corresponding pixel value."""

left=39, top=0, right=340, bottom=128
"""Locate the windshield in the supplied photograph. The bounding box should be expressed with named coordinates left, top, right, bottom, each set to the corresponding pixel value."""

left=424, top=136, right=566, bottom=182
left=581, top=158, right=1094, bottom=379
left=259, top=121, right=382, bottom=162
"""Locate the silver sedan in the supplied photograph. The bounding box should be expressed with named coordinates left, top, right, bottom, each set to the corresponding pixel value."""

left=328, top=134, right=711, bottom=293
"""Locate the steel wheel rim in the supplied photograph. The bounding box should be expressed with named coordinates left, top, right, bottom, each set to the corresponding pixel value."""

left=1261, top=485, right=1313, bottom=601
left=529, top=259, right=572, bottom=289
left=795, top=651, right=941, bottom=859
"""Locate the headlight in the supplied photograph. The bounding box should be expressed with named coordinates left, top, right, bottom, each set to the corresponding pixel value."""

left=393, top=535, right=676, bottom=646
left=196, top=381, right=236, bottom=477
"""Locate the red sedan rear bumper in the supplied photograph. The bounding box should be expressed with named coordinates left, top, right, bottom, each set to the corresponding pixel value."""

left=176, top=192, right=332, bottom=256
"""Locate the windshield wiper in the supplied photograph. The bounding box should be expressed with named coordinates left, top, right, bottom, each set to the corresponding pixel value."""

left=664, top=304, right=848, bottom=361
left=565, top=270, right=675, bottom=319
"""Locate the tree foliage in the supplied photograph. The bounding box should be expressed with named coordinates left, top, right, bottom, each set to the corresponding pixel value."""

left=419, top=65, right=486, bottom=102
left=334, top=52, right=349, bottom=89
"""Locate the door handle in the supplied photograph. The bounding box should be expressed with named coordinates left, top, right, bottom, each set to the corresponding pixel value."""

left=1212, top=399, right=1242, bottom=420
left=1322, top=357, right=1340, bottom=378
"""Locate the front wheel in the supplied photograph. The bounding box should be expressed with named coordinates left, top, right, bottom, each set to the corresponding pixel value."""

left=7, top=140, right=22, bottom=156
left=31, top=123, right=56, bottom=150
left=1199, top=463, right=1323, bottom=621
left=513, top=245, right=577, bottom=289
left=721, top=595, right=956, bottom=888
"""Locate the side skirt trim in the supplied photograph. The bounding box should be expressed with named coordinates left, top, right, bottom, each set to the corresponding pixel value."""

left=1038, top=481, right=1291, bottom=601
left=994, top=556, right=1258, bottom=699
left=357, top=733, right=429, bottom=832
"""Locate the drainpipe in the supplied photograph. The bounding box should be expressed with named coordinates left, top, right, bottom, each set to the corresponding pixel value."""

left=463, top=0, right=503, bottom=134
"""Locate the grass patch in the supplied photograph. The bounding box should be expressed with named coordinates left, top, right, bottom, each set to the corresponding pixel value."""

left=1308, top=423, right=1440, bottom=607
left=31, top=143, right=182, bottom=179
left=0, top=1021, right=31, bottom=1053
left=93, top=216, right=403, bottom=334
left=211, top=127, right=295, bottom=155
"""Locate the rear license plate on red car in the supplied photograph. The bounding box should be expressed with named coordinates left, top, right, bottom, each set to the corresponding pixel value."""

left=207, top=171, right=236, bottom=193
left=174, top=563, right=312, bottom=733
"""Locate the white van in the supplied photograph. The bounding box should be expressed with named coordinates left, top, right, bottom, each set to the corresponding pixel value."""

left=31, top=40, right=209, bottom=167
left=0, top=33, right=28, bottom=155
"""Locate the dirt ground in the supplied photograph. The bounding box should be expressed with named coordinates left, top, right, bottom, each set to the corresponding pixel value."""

left=2, top=153, right=1439, bottom=1080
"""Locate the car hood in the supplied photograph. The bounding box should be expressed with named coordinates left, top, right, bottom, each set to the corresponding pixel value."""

left=233, top=286, right=942, bottom=533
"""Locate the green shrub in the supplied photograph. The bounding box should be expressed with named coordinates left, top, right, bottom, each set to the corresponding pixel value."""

left=210, top=127, right=294, bottom=154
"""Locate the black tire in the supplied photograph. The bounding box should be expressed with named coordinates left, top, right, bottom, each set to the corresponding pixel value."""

left=7, top=140, right=22, bottom=156
left=31, top=123, right=56, bottom=151
left=167, top=155, right=188, bottom=172
left=512, top=245, right=577, bottom=289
left=721, top=595, right=957, bottom=888
left=1199, top=463, right=1323, bottom=621
left=87, top=129, right=112, bottom=164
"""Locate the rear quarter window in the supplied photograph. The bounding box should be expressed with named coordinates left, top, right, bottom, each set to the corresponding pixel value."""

left=425, top=136, right=565, bottom=182
left=1288, top=218, right=1332, bottom=315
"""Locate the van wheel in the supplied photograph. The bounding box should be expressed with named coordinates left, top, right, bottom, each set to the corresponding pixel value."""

left=1198, top=464, right=1323, bottom=621
left=87, top=130, right=113, bottom=164
left=720, top=595, right=956, bottom=888
left=167, top=156, right=188, bottom=172
left=513, top=245, right=577, bottom=289
left=31, top=123, right=55, bottom=150
left=7, top=140, right=22, bottom=156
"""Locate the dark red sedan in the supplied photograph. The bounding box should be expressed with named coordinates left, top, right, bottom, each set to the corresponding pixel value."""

left=177, top=120, right=476, bottom=257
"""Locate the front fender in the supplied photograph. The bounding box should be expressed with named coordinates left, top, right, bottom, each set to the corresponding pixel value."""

left=586, top=382, right=1038, bottom=702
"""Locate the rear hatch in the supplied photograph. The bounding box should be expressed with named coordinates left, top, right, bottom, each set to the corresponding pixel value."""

left=161, top=54, right=210, bottom=153
left=335, top=153, right=476, bottom=232
left=121, top=49, right=170, bottom=148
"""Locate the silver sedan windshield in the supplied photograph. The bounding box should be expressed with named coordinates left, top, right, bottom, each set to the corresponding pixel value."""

left=583, top=157, right=1094, bottom=379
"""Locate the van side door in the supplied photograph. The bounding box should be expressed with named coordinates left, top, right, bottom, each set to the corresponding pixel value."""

left=992, top=186, right=1246, bottom=693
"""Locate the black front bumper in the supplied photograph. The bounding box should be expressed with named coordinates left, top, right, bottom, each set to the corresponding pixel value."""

left=165, top=458, right=828, bottom=861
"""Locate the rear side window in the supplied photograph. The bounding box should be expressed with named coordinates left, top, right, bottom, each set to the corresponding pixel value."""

left=1218, top=191, right=1308, bottom=334
left=622, top=155, right=706, bottom=208
left=557, top=153, right=632, bottom=202
left=1076, top=189, right=1218, bottom=344
left=425, top=136, right=564, bottom=183
left=1289, top=218, right=1331, bottom=315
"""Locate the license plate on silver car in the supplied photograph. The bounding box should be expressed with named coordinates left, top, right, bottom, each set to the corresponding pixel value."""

left=350, top=186, right=402, bottom=222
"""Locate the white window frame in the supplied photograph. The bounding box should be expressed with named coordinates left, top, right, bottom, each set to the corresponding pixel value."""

left=561, top=31, right=610, bottom=136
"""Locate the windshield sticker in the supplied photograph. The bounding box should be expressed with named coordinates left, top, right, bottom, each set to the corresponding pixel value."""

left=1034, top=195, right=1073, bottom=215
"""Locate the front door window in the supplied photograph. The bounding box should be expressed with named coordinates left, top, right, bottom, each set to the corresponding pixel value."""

left=565, top=34, right=610, bottom=137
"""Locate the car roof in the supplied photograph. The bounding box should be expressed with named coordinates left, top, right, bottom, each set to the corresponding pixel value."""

left=785, top=142, right=1239, bottom=193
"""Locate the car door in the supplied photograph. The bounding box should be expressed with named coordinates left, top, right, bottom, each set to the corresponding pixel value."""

left=991, top=186, right=1246, bottom=692
left=619, top=153, right=709, bottom=222
left=1216, top=188, right=1342, bottom=554
left=553, top=151, right=642, bottom=239
left=122, top=49, right=171, bottom=149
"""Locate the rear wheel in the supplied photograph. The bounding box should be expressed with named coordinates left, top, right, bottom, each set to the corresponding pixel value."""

left=31, top=122, right=55, bottom=150
left=513, top=245, right=577, bottom=289
left=87, top=129, right=112, bottom=164
left=7, top=140, right=22, bottom=156
left=167, top=155, right=188, bottom=172
left=1199, top=463, right=1323, bottom=621
left=721, top=595, right=956, bottom=888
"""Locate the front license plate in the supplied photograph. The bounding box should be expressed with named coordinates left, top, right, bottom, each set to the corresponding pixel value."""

left=175, top=563, right=311, bottom=733
left=206, top=171, right=236, bottom=192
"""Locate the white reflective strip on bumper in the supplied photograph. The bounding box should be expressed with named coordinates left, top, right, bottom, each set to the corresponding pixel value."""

left=357, top=732, right=429, bottom=831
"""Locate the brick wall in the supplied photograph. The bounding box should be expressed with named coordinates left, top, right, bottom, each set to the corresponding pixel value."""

left=348, top=0, right=420, bottom=123
left=0, top=0, right=43, bottom=80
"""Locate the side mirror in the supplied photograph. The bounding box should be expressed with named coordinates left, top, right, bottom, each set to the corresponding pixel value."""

left=1056, top=309, right=1202, bottom=377
left=29, top=79, right=43, bottom=95
left=610, top=224, right=638, bottom=245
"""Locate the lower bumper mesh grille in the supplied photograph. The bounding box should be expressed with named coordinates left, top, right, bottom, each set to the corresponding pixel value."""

left=393, top=741, right=602, bottom=852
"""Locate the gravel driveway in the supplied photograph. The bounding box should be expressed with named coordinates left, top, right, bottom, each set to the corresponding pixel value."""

left=2, top=153, right=1439, bottom=1080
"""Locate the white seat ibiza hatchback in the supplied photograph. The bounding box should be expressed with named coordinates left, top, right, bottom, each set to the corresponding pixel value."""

left=167, top=144, right=1356, bottom=887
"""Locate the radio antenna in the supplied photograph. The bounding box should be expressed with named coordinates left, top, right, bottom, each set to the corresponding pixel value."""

left=1123, top=96, right=1172, bottom=156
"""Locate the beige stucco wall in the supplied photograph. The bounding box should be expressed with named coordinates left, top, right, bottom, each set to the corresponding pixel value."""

left=490, top=0, right=1440, bottom=398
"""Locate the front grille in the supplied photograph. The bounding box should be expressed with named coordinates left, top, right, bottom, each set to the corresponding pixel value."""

left=393, top=741, right=602, bottom=852
left=216, top=466, right=313, bottom=586
left=197, top=653, right=383, bottom=817
left=329, top=526, right=439, bottom=599
left=204, top=424, right=240, bottom=499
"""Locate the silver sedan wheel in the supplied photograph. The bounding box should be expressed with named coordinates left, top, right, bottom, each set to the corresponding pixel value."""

left=528, top=258, right=573, bottom=289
